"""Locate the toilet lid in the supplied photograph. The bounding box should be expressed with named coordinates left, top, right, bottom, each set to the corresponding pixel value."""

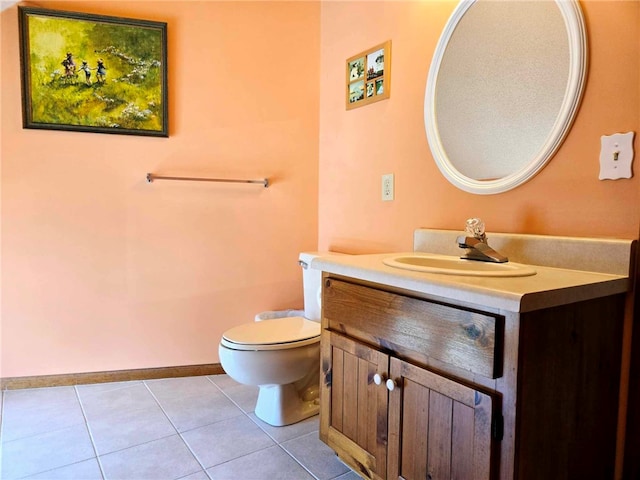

left=221, top=317, right=320, bottom=351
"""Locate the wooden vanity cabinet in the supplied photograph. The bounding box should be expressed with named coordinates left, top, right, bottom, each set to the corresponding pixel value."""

left=319, top=277, right=502, bottom=480
left=319, top=276, right=625, bottom=480
left=320, top=331, right=389, bottom=479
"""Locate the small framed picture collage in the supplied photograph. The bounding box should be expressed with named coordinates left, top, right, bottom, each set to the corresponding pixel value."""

left=346, top=40, right=390, bottom=110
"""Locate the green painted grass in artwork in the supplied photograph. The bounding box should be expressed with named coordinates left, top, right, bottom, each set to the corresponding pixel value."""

left=27, top=14, right=164, bottom=131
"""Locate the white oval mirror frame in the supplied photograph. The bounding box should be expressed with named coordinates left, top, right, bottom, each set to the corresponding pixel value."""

left=424, top=0, right=588, bottom=195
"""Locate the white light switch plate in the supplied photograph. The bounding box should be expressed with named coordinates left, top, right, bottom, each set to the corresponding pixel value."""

left=599, top=132, right=634, bottom=180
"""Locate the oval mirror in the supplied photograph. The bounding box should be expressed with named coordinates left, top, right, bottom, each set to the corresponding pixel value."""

left=424, top=0, right=587, bottom=194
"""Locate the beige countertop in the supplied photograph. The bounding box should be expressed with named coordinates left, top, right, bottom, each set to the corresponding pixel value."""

left=311, top=252, right=630, bottom=313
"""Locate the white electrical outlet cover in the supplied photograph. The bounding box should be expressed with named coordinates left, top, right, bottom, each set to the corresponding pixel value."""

left=382, top=173, right=394, bottom=201
left=599, top=132, right=634, bottom=180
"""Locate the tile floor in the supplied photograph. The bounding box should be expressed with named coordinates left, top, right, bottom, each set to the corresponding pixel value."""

left=0, top=374, right=360, bottom=480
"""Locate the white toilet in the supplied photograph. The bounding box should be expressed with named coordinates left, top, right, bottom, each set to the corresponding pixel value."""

left=218, top=252, right=329, bottom=426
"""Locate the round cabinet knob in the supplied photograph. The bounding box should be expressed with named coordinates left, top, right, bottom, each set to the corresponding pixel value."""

left=386, top=378, right=397, bottom=391
left=373, top=373, right=384, bottom=385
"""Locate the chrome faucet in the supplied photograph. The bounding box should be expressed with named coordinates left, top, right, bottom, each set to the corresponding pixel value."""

left=456, top=218, right=508, bottom=263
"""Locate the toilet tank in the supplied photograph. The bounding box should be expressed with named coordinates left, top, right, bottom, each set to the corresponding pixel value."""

left=299, top=252, right=344, bottom=321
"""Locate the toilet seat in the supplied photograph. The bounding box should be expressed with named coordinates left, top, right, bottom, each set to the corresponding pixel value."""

left=221, top=317, right=320, bottom=351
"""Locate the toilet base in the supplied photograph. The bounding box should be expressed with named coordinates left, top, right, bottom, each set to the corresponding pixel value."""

left=255, top=383, right=319, bottom=426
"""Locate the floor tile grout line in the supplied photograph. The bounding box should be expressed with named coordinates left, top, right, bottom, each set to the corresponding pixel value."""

left=89, top=431, right=182, bottom=459
left=191, top=376, right=311, bottom=476
left=205, top=375, right=240, bottom=399
left=142, top=380, right=210, bottom=477
left=194, top=442, right=281, bottom=477
left=0, top=387, right=89, bottom=445
left=143, top=377, right=248, bottom=436
left=207, top=382, right=325, bottom=480
left=162, top=400, right=295, bottom=478
left=2, top=377, right=250, bottom=440
left=0, top=388, right=100, bottom=480
left=0, top=419, right=89, bottom=445
left=2, top=375, right=348, bottom=480
left=76, top=380, right=205, bottom=478
left=276, top=442, right=322, bottom=480
left=178, top=414, right=278, bottom=472
left=77, top=382, right=186, bottom=457
left=13, top=458, right=105, bottom=480
left=141, top=380, right=181, bottom=434
left=75, top=383, right=182, bottom=475
left=78, top=376, right=282, bottom=478
left=75, top=380, right=145, bottom=399
left=73, top=385, right=106, bottom=480
left=175, top=470, right=212, bottom=480
left=243, top=408, right=306, bottom=446
left=210, top=383, right=299, bottom=447
left=209, top=376, right=325, bottom=448
left=279, top=439, right=355, bottom=480
left=240, top=406, right=322, bottom=447
left=204, top=375, right=221, bottom=389
left=240, top=408, right=349, bottom=480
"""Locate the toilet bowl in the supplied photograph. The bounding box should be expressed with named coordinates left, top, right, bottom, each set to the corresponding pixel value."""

left=219, top=316, right=320, bottom=426
left=218, top=252, right=333, bottom=426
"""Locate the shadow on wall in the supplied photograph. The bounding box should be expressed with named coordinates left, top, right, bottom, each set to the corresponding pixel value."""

left=1, top=2, right=19, bottom=12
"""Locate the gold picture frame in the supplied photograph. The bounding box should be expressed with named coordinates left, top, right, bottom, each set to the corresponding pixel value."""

left=346, top=40, right=390, bottom=110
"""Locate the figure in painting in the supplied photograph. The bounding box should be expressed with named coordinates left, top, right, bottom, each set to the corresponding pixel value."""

left=61, top=52, right=76, bottom=82
left=78, top=61, right=93, bottom=85
left=96, top=59, right=107, bottom=83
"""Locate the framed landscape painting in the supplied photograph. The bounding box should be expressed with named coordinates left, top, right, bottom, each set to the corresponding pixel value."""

left=19, top=7, right=168, bottom=137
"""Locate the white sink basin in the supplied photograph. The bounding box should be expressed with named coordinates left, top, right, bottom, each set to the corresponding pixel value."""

left=382, top=253, right=536, bottom=277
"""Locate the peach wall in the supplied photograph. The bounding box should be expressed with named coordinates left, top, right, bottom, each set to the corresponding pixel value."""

left=1, top=1, right=320, bottom=377
left=2, top=0, right=638, bottom=380
left=318, top=0, right=640, bottom=254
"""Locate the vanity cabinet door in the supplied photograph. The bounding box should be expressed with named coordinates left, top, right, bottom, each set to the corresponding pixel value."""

left=387, top=357, right=497, bottom=480
left=320, top=331, right=389, bottom=480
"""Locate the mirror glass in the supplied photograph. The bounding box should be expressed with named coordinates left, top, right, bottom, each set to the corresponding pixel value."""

left=425, top=0, right=587, bottom=194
